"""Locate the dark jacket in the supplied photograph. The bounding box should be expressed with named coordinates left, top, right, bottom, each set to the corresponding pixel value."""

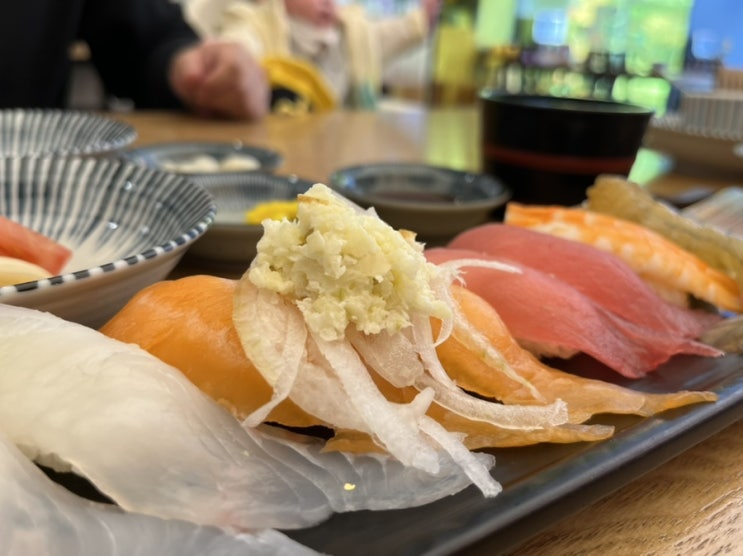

left=0, top=0, right=199, bottom=108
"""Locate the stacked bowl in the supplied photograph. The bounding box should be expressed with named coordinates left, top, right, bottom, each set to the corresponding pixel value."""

left=0, top=110, right=215, bottom=328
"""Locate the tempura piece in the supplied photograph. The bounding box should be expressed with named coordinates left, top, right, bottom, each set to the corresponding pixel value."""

left=701, top=314, right=743, bottom=353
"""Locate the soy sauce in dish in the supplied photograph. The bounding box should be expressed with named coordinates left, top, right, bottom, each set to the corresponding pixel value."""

left=372, top=191, right=456, bottom=203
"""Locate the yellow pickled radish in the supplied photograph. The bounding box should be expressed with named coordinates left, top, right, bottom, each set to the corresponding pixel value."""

left=245, top=200, right=298, bottom=225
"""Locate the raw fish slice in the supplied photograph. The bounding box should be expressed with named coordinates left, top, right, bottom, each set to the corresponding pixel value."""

left=100, top=275, right=319, bottom=427
left=427, top=248, right=721, bottom=378
left=504, top=202, right=743, bottom=312
left=0, top=304, right=493, bottom=531
left=322, top=377, right=616, bottom=451
left=449, top=223, right=720, bottom=338
left=252, top=424, right=496, bottom=510
left=326, top=418, right=615, bottom=451
left=436, top=285, right=717, bottom=422
left=0, top=430, right=314, bottom=556
left=99, top=276, right=577, bottom=451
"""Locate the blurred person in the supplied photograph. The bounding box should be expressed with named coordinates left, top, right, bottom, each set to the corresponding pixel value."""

left=1, top=0, right=270, bottom=120
left=185, top=0, right=440, bottom=111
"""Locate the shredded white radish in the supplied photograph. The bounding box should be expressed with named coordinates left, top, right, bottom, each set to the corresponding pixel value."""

left=232, top=184, right=570, bottom=498
left=419, top=417, right=502, bottom=497
left=310, top=331, right=441, bottom=473
left=410, top=312, right=461, bottom=389
left=415, top=375, right=565, bottom=429
left=438, top=258, right=522, bottom=277
left=235, top=284, right=307, bottom=426
left=348, top=328, right=425, bottom=387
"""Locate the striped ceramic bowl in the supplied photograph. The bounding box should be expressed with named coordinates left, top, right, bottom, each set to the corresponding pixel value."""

left=0, top=109, right=136, bottom=157
left=0, top=156, right=215, bottom=328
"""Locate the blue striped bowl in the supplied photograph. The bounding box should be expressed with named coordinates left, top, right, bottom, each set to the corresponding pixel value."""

left=0, top=109, right=136, bottom=157
left=0, top=156, right=215, bottom=328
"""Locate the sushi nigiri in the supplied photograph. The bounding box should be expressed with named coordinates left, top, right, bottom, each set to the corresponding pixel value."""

left=102, top=275, right=616, bottom=450
left=0, top=303, right=494, bottom=532
left=0, top=429, right=315, bottom=556
left=426, top=247, right=721, bottom=378
left=504, top=202, right=743, bottom=312
left=449, top=223, right=720, bottom=339
left=586, top=176, right=743, bottom=291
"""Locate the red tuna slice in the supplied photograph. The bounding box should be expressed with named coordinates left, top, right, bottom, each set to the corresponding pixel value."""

left=449, top=223, right=721, bottom=338
left=427, top=247, right=721, bottom=378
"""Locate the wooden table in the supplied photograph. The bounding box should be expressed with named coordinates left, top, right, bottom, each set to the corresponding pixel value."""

left=115, top=106, right=742, bottom=195
left=113, top=107, right=743, bottom=555
left=116, top=106, right=482, bottom=184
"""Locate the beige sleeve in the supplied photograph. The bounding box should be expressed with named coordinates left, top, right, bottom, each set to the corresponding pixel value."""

left=218, top=3, right=269, bottom=59
left=182, top=0, right=237, bottom=37
left=201, top=0, right=290, bottom=60
left=370, top=7, right=428, bottom=65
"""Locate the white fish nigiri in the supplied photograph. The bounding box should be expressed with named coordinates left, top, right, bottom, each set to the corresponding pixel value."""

left=0, top=304, right=492, bottom=531
left=0, top=429, right=315, bottom=556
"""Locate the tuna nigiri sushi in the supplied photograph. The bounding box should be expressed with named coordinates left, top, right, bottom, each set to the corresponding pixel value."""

left=449, top=223, right=720, bottom=339
left=427, top=247, right=721, bottom=378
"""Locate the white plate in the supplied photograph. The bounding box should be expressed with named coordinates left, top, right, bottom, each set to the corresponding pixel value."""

left=644, top=115, right=743, bottom=177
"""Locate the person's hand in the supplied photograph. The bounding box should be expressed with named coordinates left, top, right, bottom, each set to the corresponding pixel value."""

left=169, top=39, right=270, bottom=121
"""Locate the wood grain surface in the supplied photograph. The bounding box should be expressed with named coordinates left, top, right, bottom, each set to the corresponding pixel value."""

left=112, top=107, right=743, bottom=556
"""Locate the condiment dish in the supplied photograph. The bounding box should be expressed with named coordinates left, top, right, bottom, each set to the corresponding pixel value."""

left=328, top=163, right=510, bottom=242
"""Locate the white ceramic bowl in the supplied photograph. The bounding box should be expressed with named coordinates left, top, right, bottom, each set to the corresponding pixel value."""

left=0, top=156, right=215, bottom=328
left=328, top=163, right=511, bottom=242
left=184, top=172, right=314, bottom=268
left=0, top=109, right=137, bottom=157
